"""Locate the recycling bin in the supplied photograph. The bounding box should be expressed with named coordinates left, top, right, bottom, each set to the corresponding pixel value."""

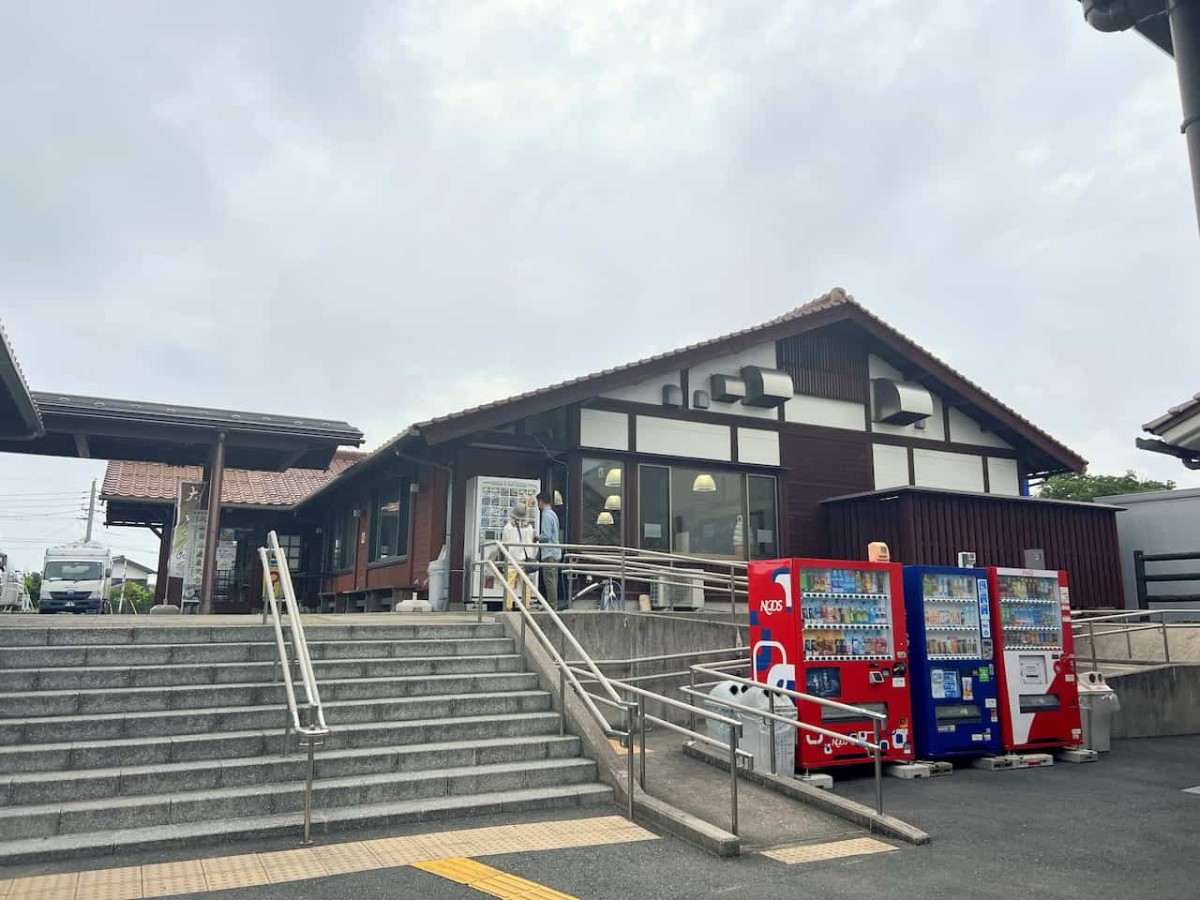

left=737, top=687, right=797, bottom=776
left=704, top=681, right=745, bottom=746
left=1077, top=670, right=1121, bottom=752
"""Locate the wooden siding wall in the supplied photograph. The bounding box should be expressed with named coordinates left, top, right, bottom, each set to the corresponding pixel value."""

left=779, top=429, right=874, bottom=557
left=825, top=493, right=1124, bottom=610
left=775, top=324, right=868, bottom=403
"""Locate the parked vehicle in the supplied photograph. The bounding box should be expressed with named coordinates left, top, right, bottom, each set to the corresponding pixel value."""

left=0, top=552, right=31, bottom=613
left=39, top=543, right=112, bottom=614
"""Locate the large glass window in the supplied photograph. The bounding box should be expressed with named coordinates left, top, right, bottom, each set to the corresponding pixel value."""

left=370, top=480, right=410, bottom=562
left=639, top=465, right=670, bottom=552
left=582, top=459, right=623, bottom=546
left=637, top=466, right=778, bottom=560
left=328, top=508, right=355, bottom=571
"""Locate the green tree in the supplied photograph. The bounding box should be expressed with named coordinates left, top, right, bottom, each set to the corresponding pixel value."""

left=1039, top=470, right=1175, bottom=503
left=112, top=581, right=153, bottom=613
left=23, top=571, right=41, bottom=599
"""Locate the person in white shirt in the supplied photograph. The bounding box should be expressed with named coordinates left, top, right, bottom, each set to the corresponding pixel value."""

left=499, top=504, right=537, bottom=611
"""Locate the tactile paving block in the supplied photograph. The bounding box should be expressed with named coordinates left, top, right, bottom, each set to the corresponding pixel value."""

left=259, top=848, right=330, bottom=884
left=74, top=867, right=142, bottom=900
left=140, top=860, right=207, bottom=898
left=311, top=840, right=385, bottom=876
left=5, top=873, right=79, bottom=900
left=761, top=836, right=896, bottom=865
left=200, top=852, right=270, bottom=892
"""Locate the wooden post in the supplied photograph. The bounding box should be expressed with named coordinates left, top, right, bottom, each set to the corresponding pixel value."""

left=199, top=433, right=227, bottom=615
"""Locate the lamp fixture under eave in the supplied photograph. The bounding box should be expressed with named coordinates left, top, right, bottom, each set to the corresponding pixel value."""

left=596, top=510, right=615, bottom=525
left=692, top=473, right=717, bottom=493
left=604, top=494, right=621, bottom=510
left=553, top=490, right=563, bottom=505
left=604, top=468, right=622, bottom=488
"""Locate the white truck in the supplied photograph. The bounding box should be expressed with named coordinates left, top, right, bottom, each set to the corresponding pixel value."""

left=39, top=543, right=112, bottom=614
left=0, top=552, right=31, bottom=613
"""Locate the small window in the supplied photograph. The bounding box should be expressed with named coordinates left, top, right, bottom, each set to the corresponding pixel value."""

left=370, top=481, right=410, bottom=562
left=747, top=475, right=778, bottom=560
left=639, top=465, right=670, bottom=552
left=328, top=508, right=355, bottom=571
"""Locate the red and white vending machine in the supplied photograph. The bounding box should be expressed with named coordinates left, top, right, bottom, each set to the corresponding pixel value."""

left=749, top=558, right=914, bottom=768
left=988, top=568, right=1082, bottom=751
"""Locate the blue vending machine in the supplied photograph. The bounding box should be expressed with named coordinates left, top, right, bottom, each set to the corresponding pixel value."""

left=902, top=566, right=1003, bottom=760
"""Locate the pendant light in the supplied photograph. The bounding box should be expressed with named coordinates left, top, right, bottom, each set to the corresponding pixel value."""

left=604, top=467, right=622, bottom=488
left=692, top=473, right=717, bottom=493
left=596, top=510, right=615, bottom=526
left=604, top=494, right=622, bottom=511
left=552, top=490, right=563, bottom=506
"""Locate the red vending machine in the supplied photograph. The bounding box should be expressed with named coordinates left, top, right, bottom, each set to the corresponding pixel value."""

left=749, top=558, right=914, bottom=768
left=988, top=568, right=1082, bottom=751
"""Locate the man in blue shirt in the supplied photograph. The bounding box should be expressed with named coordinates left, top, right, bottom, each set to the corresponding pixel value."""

left=535, top=492, right=564, bottom=610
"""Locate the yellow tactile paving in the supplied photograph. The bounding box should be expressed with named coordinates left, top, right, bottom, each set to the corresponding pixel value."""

left=259, top=847, right=331, bottom=884
left=310, top=840, right=383, bottom=876
left=412, top=858, right=576, bottom=900
left=6, top=872, right=78, bottom=900
left=199, top=852, right=270, bottom=892
left=75, top=867, right=143, bottom=900
left=761, top=836, right=896, bottom=865
left=0, top=814, right=658, bottom=898
left=140, top=860, right=207, bottom=898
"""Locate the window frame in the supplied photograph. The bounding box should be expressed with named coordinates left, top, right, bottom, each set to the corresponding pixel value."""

left=327, top=507, right=355, bottom=573
left=369, top=479, right=411, bottom=566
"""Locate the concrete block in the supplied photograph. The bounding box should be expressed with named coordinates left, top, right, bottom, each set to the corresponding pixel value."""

left=3, top=647, right=87, bottom=668
left=78, top=689, right=168, bottom=715
left=791, top=772, right=834, bottom=789
left=2, top=693, right=79, bottom=718
left=10, top=770, right=121, bottom=805
left=1057, top=748, right=1098, bottom=764
left=119, top=762, right=223, bottom=797
left=971, top=753, right=1054, bottom=771
left=0, top=805, right=61, bottom=840
left=0, top=745, right=72, bottom=774
left=86, top=646, right=170, bottom=667
left=886, top=763, right=933, bottom=780
left=73, top=737, right=172, bottom=770
left=25, top=716, right=125, bottom=744
left=48, top=628, right=134, bottom=646
left=59, top=794, right=172, bottom=834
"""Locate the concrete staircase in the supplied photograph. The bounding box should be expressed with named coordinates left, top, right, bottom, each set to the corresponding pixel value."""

left=0, top=620, right=612, bottom=864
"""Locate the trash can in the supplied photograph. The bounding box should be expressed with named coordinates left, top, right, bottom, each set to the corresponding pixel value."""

left=737, top=686, right=797, bottom=776
left=1077, top=670, right=1121, bottom=752
left=704, top=681, right=747, bottom=746
left=427, top=545, right=450, bottom=612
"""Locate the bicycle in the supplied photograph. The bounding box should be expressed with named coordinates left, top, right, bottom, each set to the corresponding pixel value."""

left=572, top=575, right=623, bottom=611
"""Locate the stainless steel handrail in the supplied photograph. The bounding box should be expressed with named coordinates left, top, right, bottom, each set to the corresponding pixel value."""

left=258, top=530, right=330, bottom=846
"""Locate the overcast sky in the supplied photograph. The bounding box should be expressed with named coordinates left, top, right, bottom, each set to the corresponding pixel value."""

left=2, top=1, right=1198, bottom=573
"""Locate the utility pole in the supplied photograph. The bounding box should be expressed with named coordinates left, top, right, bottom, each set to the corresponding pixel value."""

left=84, top=478, right=97, bottom=543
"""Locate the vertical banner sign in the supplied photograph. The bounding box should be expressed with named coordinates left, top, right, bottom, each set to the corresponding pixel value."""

left=264, top=556, right=283, bottom=606
left=171, top=480, right=207, bottom=606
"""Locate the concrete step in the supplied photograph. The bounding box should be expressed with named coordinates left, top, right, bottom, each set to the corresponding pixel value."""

left=0, top=622, right=506, bottom=647
left=0, top=782, right=616, bottom=866
left=0, top=636, right=516, bottom=669
left=0, top=757, right=600, bottom=840
left=0, top=735, right=583, bottom=806
left=0, top=653, right=524, bottom=691
left=0, top=671, right=541, bottom=716
left=0, top=711, right=566, bottom=774
left=0, top=690, right=553, bottom=745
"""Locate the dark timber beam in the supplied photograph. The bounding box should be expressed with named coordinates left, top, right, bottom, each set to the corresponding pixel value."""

left=198, top=433, right=226, bottom=614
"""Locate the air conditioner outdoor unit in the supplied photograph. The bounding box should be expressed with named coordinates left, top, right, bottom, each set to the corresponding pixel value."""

left=651, top=571, right=706, bottom=611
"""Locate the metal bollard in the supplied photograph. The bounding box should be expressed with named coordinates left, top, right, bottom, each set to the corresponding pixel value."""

left=729, top=726, right=740, bottom=836
left=872, top=717, right=883, bottom=816
left=624, top=702, right=636, bottom=821
left=638, top=694, right=647, bottom=791
left=768, top=692, right=777, bottom=777
left=1162, top=612, right=1171, bottom=663
left=559, top=666, right=566, bottom=736
left=688, top=668, right=697, bottom=733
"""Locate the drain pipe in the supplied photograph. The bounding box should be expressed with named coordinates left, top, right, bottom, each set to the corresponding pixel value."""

left=1083, top=0, right=1200, bottom=232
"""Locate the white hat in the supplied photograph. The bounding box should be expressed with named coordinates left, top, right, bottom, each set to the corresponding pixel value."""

left=510, top=503, right=530, bottom=523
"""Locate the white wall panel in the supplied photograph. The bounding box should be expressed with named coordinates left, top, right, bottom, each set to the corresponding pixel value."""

left=602, top=374, right=678, bottom=405
left=948, top=407, right=1012, bottom=449
left=784, top=394, right=867, bottom=431
left=873, top=444, right=910, bottom=490
left=579, top=409, right=629, bottom=451
left=637, top=416, right=731, bottom=461
left=913, top=448, right=985, bottom=492
left=738, top=429, right=781, bottom=466
left=987, top=457, right=1021, bottom=496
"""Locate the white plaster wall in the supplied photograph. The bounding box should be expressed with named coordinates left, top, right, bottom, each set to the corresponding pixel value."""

left=912, top=448, right=985, bottom=492
left=868, top=355, right=904, bottom=381
left=687, top=343, right=780, bottom=421
left=987, top=458, right=1021, bottom=496
left=738, top=429, right=781, bottom=466
left=873, top=444, right=910, bottom=490
left=579, top=409, right=629, bottom=452
left=602, top=373, right=679, bottom=405
left=784, top=394, right=866, bottom=431
left=637, top=416, right=731, bottom=461
left=948, top=407, right=1012, bottom=449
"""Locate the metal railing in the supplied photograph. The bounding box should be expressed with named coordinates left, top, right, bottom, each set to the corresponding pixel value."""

left=471, top=542, right=748, bottom=619
left=258, top=530, right=330, bottom=845
left=686, top=661, right=887, bottom=816
left=1071, top=607, right=1200, bottom=669
left=1134, top=549, right=1200, bottom=609
left=484, top=541, right=887, bottom=834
